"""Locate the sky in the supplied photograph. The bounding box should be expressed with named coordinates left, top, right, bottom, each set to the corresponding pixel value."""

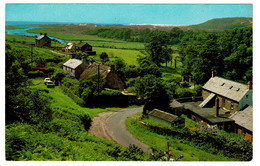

left=5, top=4, right=252, bottom=25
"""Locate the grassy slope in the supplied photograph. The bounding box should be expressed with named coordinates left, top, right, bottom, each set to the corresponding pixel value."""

left=6, top=78, right=149, bottom=161
left=126, top=114, right=237, bottom=161
left=187, top=17, right=252, bottom=31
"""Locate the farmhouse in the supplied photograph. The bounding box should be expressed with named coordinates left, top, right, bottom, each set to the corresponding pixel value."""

left=35, top=33, right=51, bottom=47
left=75, top=41, right=96, bottom=55
left=148, top=109, right=184, bottom=127
left=63, top=56, right=88, bottom=78
left=200, top=74, right=252, bottom=113
left=230, top=105, right=253, bottom=140
left=79, top=62, right=125, bottom=90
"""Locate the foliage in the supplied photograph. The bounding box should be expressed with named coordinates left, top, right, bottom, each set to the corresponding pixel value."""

left=145, top=33, right=173, bottom=66
left=134, top=75, right=172, bottom=111
left=99, top=52, right=110, bottom=63
left=51, top=68, right=67, bottom=85
left=179, top=26, right=252, bottom=84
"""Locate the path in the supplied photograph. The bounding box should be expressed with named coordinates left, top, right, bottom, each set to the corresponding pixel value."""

left=88, top=107, right=151, bottom=153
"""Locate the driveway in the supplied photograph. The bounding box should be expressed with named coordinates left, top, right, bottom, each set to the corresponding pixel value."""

left=88, top=107, right=151, bottom=153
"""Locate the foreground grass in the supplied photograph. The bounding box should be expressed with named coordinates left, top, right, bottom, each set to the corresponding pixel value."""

left=6, top=78, right=150, bottom=161
left=126, top=114, right=237, bottom=161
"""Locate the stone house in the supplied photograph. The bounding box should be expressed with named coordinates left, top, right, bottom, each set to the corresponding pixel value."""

left=35, top=33, right=51, bottom=47
left=63, top=56, right=88, bottom=78
left=200, top=75, right=252, bottom=114
left=75, top=41, right=96, bottom=55
left=230, top=106, right=253, bottom=141
left=79, top=62, right=125, bottom=90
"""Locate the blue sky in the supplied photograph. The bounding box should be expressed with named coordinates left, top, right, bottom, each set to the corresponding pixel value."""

left=5, top=4, right=252, bottom=25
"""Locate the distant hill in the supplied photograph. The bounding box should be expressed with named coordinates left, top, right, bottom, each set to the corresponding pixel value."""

left=184, top=17, right=252, bottom=32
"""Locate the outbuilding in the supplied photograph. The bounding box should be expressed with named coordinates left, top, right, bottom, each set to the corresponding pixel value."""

left=148, top=109, right=185, bottom=127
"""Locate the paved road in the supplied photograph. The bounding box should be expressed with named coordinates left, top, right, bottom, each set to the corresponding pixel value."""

left=88, top=107, right=151, bottom=153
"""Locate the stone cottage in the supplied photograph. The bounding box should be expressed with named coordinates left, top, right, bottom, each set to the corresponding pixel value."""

left=35, top=33, right=51, bottom=47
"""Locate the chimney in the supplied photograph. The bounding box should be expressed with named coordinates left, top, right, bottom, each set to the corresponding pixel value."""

left=248, top=81, right=252, bottom=89
left=44, top=33, right=47, bottom=37
left=212, top=70, right=217, bottom=77
left=40, top=33, right=43, bottom=35
left=215, top=97, right=219, bottom=117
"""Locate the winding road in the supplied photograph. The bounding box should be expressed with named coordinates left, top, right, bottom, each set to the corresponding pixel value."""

left=88, top=107, right=152, bottom=153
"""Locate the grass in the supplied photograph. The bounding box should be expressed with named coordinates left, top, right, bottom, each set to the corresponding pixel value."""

left=5, top=77, right=151, bottom=161
left=30, top=78, right=105, bottom=118
left=126, top=114, right=237, bottom=161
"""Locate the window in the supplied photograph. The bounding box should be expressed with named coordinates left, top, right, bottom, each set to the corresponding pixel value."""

left=229, top=86, right=233, bottom=89
left=236, top=88, right=240, bottom=91
left=221, top=83, right=225, bottom=86
left=230, top=102, right=234, bottom=110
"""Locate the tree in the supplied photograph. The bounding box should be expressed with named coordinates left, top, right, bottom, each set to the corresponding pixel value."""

left=145, top=34, right=173, bottom=66
left=100, top=52, right=110, bottom=63
left=134, top=75, right=172, bottom=112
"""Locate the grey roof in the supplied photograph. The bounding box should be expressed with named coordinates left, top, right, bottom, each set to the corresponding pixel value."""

left=170, top=99, right=183, bottom=108
left=183, top=101, right=234, bottom=124
left=202, top=76, right=249, bottom=102
left=149, top=109, right=178, bottom=123
left=230, top=106, right=253, bottom=131
left=199, top=93, right=216, bottom=108
left=36, top=35, right=45, bottom=40
left=63, top=59, right=82, bottom=69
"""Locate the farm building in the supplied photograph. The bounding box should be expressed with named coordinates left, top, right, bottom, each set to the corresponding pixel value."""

left=79, top=62, right=125, bottom=90
left=230, top=106, right=253, bottom=140
left=169, top=99, right=184, bottom=116
left=35, top=33, right=51, bottom=47
left=148, top=109, right=185, bottom=127
left=75, top=41, right=96, bottom=55
left=184, top=99, right=235, bottom=131
left=63, top=43, right=76, bottom=52
left=200, top=74, right=252, bottom=114
left=63, top=56, right=88, bottom=78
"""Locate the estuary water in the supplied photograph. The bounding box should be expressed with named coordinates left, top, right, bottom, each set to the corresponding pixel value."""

left=5, top=21, right=67, bottom=44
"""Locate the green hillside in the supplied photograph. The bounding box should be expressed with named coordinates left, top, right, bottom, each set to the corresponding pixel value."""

left=186, top=17, right=252, bottom=32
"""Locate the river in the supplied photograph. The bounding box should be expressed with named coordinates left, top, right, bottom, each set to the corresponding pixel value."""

left=5, top=25, right=66, bottom=45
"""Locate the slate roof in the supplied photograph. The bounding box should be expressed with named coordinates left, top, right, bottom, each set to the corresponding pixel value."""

left=149, top=109, right=178, bottom=123
left=77, top=42, right=91, bottom=48
left=66, top=43, right=75, bottom=49
left=80, top=62, right=111, bottom=80
left=36, top=35, right=45, bottom=40
left=170, top=99, right=183, bottom=108
left=63, top=59, right=82, bottom=69
left=183, top=101, right=234, bottom=124
left=230, top=106, right=253, bottom=131
left=202, top=76, right=249, bottom=102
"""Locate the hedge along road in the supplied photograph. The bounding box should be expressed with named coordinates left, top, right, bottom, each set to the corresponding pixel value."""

left=88, top=107, right=152, bottom=154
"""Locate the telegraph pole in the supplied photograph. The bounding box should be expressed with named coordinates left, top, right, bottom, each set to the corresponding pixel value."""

left=97, top=64, right=100, bottom=96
